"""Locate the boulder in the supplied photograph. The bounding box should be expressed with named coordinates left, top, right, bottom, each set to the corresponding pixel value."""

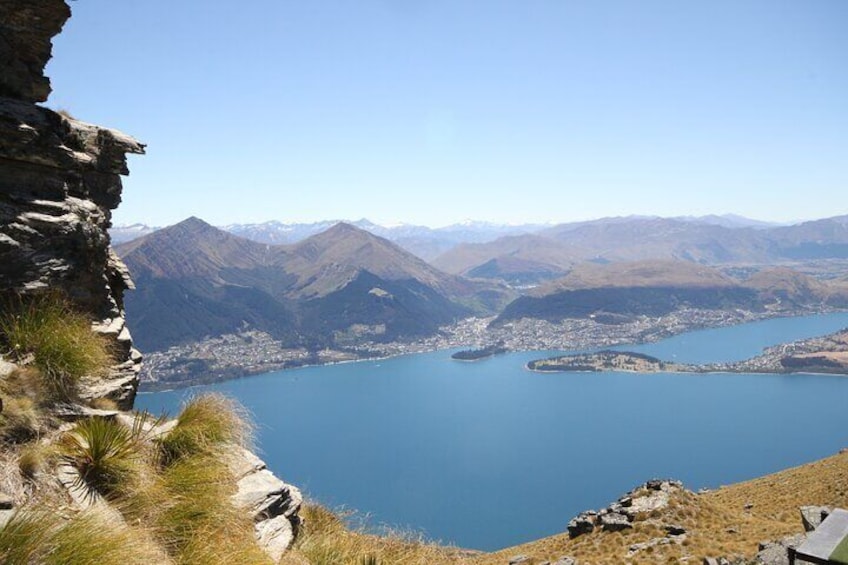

left=567, top=511, right=596, bottom=538
left=665, top=524, right=687, bottom=536
left=254, top=514, right=295, bottom=562
left=233, top=468, right=302, bottom=522
left=599, top=512, right=632, bottom=532
left=228, top=448, right=302, bottom=559
left=755, top=534, right=806, bottom=565
left=799, top=505, right=831, bottom=532
left=552, top=558, right=578, bottom=565
left=508, top=556, right=531, bottom=564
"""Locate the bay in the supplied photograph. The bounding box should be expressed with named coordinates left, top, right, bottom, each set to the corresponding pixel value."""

left=135, top=312, right=848, bottom=551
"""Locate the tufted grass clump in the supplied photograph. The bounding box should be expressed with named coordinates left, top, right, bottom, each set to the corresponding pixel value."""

left=58, top=416, right=142, bottom=500
left=0, top=293, right=113, bottom=399
left=287, top=503, right=457, bottom=565
left=157, top=393, right=252, bottom=466
left=0, top=509, right=168, bottom=565
left=152, top=408, right=269, bottom=564
left=0, top=368, right=48, bottom=443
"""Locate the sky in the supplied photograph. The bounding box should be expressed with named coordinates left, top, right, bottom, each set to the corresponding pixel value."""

left=46, top=0, right=848, bottom=228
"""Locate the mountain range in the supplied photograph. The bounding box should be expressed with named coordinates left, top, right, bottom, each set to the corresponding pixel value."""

left=110, top=214, right=788, bottom=262
left=433, top=215, right=848, bottom=284
left=115, top=214, right=848, bottom=354
left=116, top=218, right=511, bottom=352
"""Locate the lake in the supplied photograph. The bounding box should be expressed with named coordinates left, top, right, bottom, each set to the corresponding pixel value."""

left=135, top=313, right=848, bottom=551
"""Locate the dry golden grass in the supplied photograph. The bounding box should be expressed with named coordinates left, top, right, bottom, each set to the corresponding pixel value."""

left=472, top=450, right=848, bottom=565
left=0, top=507, right=170, bottom=565
left=284, top=503, right=469, bottom=565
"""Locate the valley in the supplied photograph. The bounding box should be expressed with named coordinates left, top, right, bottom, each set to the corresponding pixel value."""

left=121, top=215, right=848, bottom=389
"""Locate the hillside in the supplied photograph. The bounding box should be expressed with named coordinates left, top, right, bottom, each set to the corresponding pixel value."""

left=470, top=450, right=848, bottom=565
left=117, top=218, right=498, bottom=351
left=494, top=260, right=837, bottom=325
left=432, top=234, right=580, bottom=284
left=432, top=215, right=848, bottom=284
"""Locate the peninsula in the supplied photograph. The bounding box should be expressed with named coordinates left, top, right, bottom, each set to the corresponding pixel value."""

left=527, top=328, right=848, bottom=375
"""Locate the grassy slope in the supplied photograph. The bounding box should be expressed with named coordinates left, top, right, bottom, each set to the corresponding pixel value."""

left=272, top=450, right=848, bottom=564
left=472, top=451, right=848, bottom=565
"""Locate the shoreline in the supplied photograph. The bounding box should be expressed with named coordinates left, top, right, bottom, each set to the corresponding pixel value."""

left=525, top=327, right=848, bottom=377
left=138, top=308, right=848, bottom=392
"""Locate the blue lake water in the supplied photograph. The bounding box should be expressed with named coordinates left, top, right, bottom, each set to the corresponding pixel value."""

left=136, top=313, right=848, bottom=551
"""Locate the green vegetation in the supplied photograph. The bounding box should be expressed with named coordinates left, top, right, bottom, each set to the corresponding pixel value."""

left=0, top=292, right=113, bottom=399
left=1, top=394, right=268, bottom=564
left=0, top=509, right=165, bottom=565
left=157, top=393, right=251, bottom=465
left=58, top=416, right=145, bottom=500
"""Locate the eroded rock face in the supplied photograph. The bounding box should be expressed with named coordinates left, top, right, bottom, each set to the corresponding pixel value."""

left=228, top=447, right=303, bottom=562
left=0, top=2, right=145, bottom=409
left=0, top=0, right=70, bottom=102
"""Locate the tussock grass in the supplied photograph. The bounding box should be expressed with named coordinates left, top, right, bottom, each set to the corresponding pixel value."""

left=1, top=394, right=274, bottom=565
left=158, top=393, right=252, bottom=465
left=58, top=416, right=143, bottom=500
left=17, top=442, right=58, bottom=479
left=289, top=503, right=462, bottom=565
left=0, top=368, right=49, bottom=443
left=107, top=395, right=270, bottom=565
left=0, top=508, right=168, bottom=565
left=0, top=293, right=113, bottom=399
left=473, top=451, right=848, bottom=565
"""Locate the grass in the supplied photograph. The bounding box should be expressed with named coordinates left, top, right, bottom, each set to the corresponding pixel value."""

left=58, top=416, right=144, bottom=500
left=0, top=381, right=277, bottom=564
left=472, top=450, right=848, bottom=565
left=0, top=508, right=169, bottom=565
left=17, top=442, right=58, bottom=479
left=157, top=393, right=252, bottom=465
left=0, top=368, right=49, bottom=443
left=99, top=394, right=271, bottom=565
left=283, top=503, right=463, bottom=565
left=0, top=292, right=113, bottom=399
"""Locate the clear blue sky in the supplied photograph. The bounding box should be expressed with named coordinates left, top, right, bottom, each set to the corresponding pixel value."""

left=47, top=0, right=848, bottom=227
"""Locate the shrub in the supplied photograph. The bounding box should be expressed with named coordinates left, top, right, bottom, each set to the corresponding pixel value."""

left=58, top=417, right=141, bottom=499
left=0, top=293, right=113, bottom=398
left=157, top=394, right=252, bottom=466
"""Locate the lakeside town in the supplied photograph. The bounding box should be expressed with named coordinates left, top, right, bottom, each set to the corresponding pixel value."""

left=138, top=305, right=842, bottom=390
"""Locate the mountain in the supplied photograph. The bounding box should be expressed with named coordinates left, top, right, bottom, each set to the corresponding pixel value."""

left=492, top=260, right=842, bottom=325
left=432, top=234, right=580, bottom=284
left=432, top=214, right=848, bottom=285
left=114, top=219, right=549, bottom=260
left=109, top=222, right=159, bottom=244
left=672, top=213, right=781, bottom=229
left=117, top=218, right=500, bottom=352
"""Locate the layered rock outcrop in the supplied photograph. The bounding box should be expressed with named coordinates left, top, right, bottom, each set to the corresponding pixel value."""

left=0, top=0, right=144, bottom=408
left=0, top=3, right=304, bottom=558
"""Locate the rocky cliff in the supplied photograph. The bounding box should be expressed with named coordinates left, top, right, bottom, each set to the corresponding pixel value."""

left=0, top=0, right=144, bottom=408
left=0, top=3, right=303, bottom=562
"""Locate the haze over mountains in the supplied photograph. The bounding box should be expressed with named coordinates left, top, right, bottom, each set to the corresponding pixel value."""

left=115, top=213, right=848, bottom=355
left=110, top=213, right=788, bottom=262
